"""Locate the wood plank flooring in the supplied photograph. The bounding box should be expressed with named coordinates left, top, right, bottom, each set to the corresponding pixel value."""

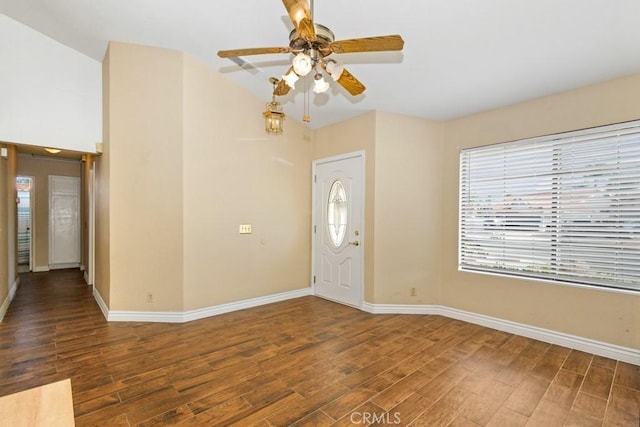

left=0, top=270, right=638, bottom=426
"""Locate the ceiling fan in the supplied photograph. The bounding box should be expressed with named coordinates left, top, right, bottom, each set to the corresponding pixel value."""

left=217, top=0, right=404, bottom=97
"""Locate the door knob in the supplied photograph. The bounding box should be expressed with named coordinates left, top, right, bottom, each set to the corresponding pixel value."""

left=349, top=241, right=360, bottom=246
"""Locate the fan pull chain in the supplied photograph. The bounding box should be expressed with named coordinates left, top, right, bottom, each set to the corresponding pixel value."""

left=303, top=78, right=311, bottom=122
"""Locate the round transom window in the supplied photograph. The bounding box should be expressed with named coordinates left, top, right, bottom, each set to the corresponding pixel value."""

left=327, top=180, right=348, bottom=247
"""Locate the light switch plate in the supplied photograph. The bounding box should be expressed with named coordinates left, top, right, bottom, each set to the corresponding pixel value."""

left=239, top=224, right=252, bottom=234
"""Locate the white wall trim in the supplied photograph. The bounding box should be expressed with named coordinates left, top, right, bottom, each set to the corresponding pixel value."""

left=92, top=286, right=110, bottom=321
left=9, top=277, right=20, bottom=301
left=108, top=310, right=184, bottom=323
left=182, top=288, right=312, bottom=323
left=93, top=287, right=312, bottom=323
left=49, top=263, right=81, bottom=270
left=0, top=295, right=10, bottom=323
left=33, top=266, right=50, bottom=272
left=361, top=302, right=433, bottom=315
left=362, top=302, right=640, bottom=366
left=90, top=290, right=638, bottom=364
left=0, top=277, right=20, bottom=322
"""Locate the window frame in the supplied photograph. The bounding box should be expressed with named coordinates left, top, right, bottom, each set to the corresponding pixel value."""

left=458, top=120, right=640, bottom=294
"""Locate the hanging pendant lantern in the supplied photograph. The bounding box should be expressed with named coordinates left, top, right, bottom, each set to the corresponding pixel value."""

left=263, top=77, right=285, bottom=135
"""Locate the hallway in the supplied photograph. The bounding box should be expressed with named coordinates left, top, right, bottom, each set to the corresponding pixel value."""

left=0, top=270, right=104, bottom=395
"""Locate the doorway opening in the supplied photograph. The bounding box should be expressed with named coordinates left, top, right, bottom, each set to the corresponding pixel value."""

left=16, top=176, right=34, bottom=273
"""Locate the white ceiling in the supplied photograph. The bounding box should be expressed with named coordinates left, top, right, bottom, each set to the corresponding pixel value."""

left=3, top=0, right=640, bottom=129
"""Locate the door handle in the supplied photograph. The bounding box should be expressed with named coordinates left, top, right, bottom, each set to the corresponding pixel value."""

left=348, top=241, right=360, bottom=246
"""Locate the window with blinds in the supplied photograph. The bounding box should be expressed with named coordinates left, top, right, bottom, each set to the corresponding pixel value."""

left=459, top=120, right=640, bottom=292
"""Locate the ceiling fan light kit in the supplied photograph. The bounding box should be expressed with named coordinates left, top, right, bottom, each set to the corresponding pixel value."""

left=282, top=69, right=299, bottom=89
left=217, top=0, right=404, bottom=128
left=292, top=52, right=313, bottom=76
left=325, top=60, right=344, bottom=81
left=312, top=73, right=330, bottom=94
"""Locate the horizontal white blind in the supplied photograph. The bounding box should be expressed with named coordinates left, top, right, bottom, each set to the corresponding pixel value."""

left=459, top=120, right=640, bottom=292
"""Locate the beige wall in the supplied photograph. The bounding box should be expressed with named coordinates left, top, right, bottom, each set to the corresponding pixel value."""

left=373, top=112, right=444, bottom=304
left=17, top=155, right=81, bottom=270
left=0, top=144, right=10, bottom=306
left=313, top=111, right=445, bottom=305
left=181, top=55, right=312, bottom=309
left=0, top=144, right=9, bottom=306
left=442, top=74, right=640, bottom=349
left=314, top=112, right=376, bottom=301
left=104, top=42, right=184, bottom=311
left=100, top=42, right=313, bottom=312
left=7, top=146, right=17, bottom=291
left=0, top=144, right=18, bottom=314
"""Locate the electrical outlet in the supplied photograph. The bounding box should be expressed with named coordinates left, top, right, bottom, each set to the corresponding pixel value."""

left=410, top=287, right=417, bottom=296
left=146, top=293, right=153, bottom=303
left=239, top=224, right=252, bottom=234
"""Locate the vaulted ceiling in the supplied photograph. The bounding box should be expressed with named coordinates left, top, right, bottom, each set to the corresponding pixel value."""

left=3, top=0, right=640, bottom=129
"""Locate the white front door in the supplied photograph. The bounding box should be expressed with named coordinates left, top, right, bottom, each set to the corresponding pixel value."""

left=313, top=152, right=364, bottom=307
left=49, top=175, right=81, bottom=269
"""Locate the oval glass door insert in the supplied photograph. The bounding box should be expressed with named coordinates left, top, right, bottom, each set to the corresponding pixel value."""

left=327, top=180, right=348, bottom=247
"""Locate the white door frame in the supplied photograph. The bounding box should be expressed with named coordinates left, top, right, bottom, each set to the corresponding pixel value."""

left=311, top=150, right=365, bottom=308
left=86, top=160, right=96, bottom=285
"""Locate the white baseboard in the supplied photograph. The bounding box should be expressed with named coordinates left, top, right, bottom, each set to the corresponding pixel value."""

left=182, top=288, right=312, bottom=322
left=83, top=271, right=92, bottom=285
left=108, top=309, right=184, bottom=323
left=0, top=277, right=20, bottom=322
left=9, top=277, right=20, bottom=301
left=88, top=287, right=638, bottom=365
left=33, top=266, right=50, bottom=272
left=362, top=302, right=640, bottom=366
left=92, top=287, right=109, bottom=320
left=0, top=295, right=9, bottom=323
left=361, top=303, right=433, bottom=315
left=49, top=263, right=80, bottom=270
left=93, top=287, right=312, bottom=323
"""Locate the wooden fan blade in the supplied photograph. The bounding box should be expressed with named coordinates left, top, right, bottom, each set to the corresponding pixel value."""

left=336, top=67, right=366, bottom=96
left=274, top=67, right=293, bottom=96
left=282, top=0, right=316, bottom=41
left=329, top=35, right=404, bottom=54
left=217, top=46, right=291, bottom=58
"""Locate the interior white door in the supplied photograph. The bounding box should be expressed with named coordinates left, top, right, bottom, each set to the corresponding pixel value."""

left=49, top=176, right=81, bottom=269
left=313, top=153, right=364, bottom=307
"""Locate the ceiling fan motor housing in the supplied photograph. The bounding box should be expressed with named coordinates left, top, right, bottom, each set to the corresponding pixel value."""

left=289, top=23, right=335, bottom=57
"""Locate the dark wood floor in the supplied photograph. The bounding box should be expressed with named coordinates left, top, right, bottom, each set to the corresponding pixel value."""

left=0, top=270, right=638, bottom=426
